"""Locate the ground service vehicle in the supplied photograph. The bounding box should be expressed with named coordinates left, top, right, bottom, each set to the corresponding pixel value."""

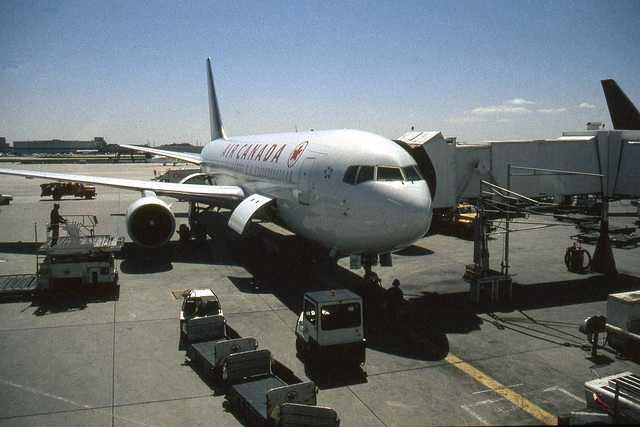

left=0, top=215, right=122, bottom=298
left=605, top=290, right=640, bottom=360
left=432, top=203, right=480, bottom=236
left=181, top=289, right=258, bottom=379
left=295, top=289, right=365, bottom=366
left=180, top=289, right=224, bottom=342
left=453, top=204, right=478, bottom=228
left=180, top=290, right=339, bottom=426
left=40, top=182, right=96, bottom=200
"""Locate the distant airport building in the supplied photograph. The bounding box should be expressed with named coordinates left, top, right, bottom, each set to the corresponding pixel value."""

left=12, top=137, right=106, bottom=155
left=0, top=137, right=9, bottom=153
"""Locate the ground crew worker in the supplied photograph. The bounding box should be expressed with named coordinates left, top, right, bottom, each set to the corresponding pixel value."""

left=387, top=279, right=404, bottom=325
left=50, top=203, right=66, bottom=246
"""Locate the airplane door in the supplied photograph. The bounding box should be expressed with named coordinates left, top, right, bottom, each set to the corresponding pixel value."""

left=298, top=157, right=315, bottom=205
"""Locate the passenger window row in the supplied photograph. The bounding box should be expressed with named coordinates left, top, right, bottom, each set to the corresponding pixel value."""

left=343, top=165, right=423, bottom=185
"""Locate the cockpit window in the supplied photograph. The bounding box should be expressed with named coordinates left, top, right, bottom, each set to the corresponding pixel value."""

left=343, top=166, right=359, bottom=185
left=403, top=165, right=423, bottom=181
left=344, top=165, right=423, bottom=185
left=377, top=167, right=403, bottom=181
left=356, top=166, right=375, bottom=184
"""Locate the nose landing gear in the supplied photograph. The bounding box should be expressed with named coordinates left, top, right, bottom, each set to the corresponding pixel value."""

left=354, top=255, right=386, bottom=308
left=363, top=255, right=381, bottom=287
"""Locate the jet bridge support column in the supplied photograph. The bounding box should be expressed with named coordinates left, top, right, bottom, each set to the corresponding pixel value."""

left=472, top=196, right=490, bottom=277
left=591, top=198, right=617, bottom=275
left=467, top=182, right=512, bottom=305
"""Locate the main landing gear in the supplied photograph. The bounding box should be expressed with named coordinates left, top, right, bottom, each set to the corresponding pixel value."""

left=182, top=202, right=209, bottom=243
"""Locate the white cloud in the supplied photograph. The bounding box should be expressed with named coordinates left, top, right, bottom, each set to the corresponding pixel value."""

left=446, top=115, right=483, bottom=124
left=537, top=108, right=568, bottom=114
left=471, top=98, right=536, bottom=115
left=577, top=102, right=596, bottom=109
left=508, top=98, right=535, bottom=105
left=472, top=105, right=531, bottom=115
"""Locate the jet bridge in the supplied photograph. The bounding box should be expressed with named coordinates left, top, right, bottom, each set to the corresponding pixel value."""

left=397, top=129, right=640, bottom=209
left=398, top=129, right=640, bottom=282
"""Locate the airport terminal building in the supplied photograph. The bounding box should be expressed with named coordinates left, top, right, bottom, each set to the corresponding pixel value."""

left=11, top=137, right=106, bottom=154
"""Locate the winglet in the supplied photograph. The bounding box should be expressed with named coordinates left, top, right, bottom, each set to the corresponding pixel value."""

left=207, top=57, right=227, bottom=141
left=601, top=79, right=640, bottom=130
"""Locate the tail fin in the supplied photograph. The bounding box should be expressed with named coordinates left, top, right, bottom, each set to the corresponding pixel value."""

left=207, top=57, right=227, bottom=141
left=601, top=79, right=640, bottom=130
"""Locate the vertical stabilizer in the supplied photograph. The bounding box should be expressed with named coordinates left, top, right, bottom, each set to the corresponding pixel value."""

left=601, top=79, right=640, bottom=130
left=207, top=57, right=227, bottom=141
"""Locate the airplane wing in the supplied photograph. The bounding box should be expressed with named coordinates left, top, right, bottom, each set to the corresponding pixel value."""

left=0, top=168, right=244, bottom=205
left=119, top=144, right=203, bottom=165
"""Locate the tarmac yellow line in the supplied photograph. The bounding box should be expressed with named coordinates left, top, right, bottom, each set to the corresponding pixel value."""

left=445, top=354, right=556, bottom=425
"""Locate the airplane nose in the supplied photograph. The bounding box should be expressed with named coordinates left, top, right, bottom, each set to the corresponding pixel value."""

left=382, top=182, right=432, bottom=249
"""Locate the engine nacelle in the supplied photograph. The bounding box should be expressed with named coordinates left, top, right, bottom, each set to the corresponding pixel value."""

left=125, top=197, right=176, bottom=247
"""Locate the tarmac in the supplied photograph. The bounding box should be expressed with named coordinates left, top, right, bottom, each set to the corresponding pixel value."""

left=0, top=162, right=638, bottom=426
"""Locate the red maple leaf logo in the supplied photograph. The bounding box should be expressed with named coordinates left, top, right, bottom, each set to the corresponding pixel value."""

left=286, top=391, right=298, bottom=402
left=288, top=141, right=309, bottom=168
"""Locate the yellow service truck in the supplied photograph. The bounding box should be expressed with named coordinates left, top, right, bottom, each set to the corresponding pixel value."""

left=40, top=182, right=96, bottom=200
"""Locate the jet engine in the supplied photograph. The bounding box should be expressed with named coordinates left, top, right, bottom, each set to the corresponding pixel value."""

left=125, top=196, right=176, bottom=247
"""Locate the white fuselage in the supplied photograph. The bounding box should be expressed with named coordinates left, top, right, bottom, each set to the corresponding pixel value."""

left=200, top=129, right=433, bottom=255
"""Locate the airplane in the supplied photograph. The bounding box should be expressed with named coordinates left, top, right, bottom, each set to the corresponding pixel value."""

left=0, top=58, right=434, bottom=280
left=601, top=79, right=640, bottom=130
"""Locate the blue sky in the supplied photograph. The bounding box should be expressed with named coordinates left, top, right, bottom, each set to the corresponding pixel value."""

left=1, top=0, right=639, bottom=145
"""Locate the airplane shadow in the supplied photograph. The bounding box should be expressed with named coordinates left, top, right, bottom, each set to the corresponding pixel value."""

left=394, top=245, right=434, bottom=257
left=118, top=244, right=174, bottom=274
left=302, top=362, right=368, bottom=390
left=405, top=274, right=640, bottom=330
left=206, top=212, right=452, bottom=363
left=510, top=274, right=640, bottom=311
left=367, top=324, right=450, bottom=361
left=218, top=213, right=640, bottom=362
left=117, top=237, right=240, bottom=274
left=401, top=273, right=640, bottom=357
